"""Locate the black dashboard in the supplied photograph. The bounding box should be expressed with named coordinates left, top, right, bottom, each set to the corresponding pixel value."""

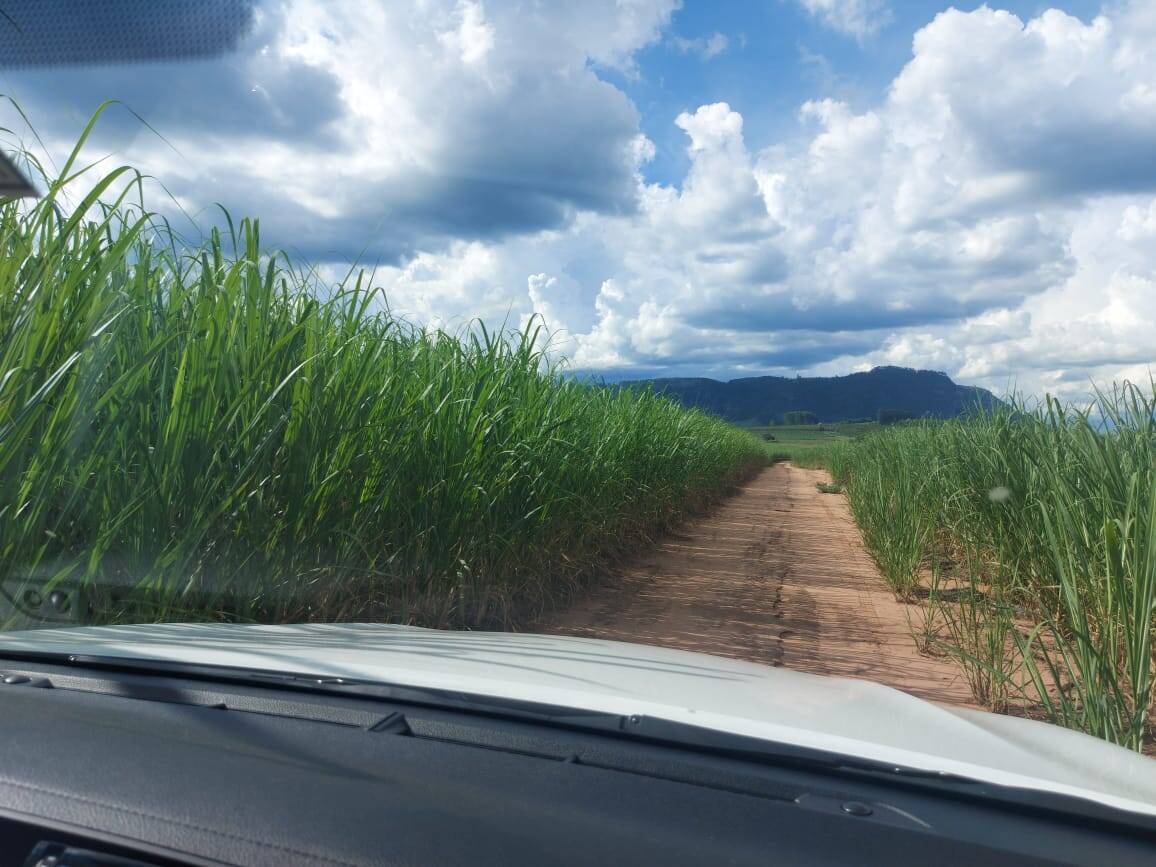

left=0, top=657, right=1152, bottom=866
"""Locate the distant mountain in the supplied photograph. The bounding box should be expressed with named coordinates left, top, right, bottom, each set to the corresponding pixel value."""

left=622, top=366, right=1003, bottom=425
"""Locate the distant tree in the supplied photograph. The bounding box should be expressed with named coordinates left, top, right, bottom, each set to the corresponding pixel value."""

left=877, top=408, right=916, bottom=426
left=783, top=410, right=818, bottom=425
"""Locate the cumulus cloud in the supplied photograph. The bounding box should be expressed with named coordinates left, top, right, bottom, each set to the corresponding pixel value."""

left=1, top=0, right=678, bottom=262
left=3, top=2, right=1154, bottom=398
left=369, top=4, right=1155, bottom=397
left=794, top=0, right=892, bottom=40
left=788, top=5, right=1156, bottom=395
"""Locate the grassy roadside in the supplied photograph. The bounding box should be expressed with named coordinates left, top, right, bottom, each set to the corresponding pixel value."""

left=802, top=392, right=1156, bottom=751
left=0, top=111, right=767, bottom=631
left=745, top=422, right=877, bottom=467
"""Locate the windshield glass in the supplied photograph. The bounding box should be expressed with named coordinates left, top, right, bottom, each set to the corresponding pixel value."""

left=0, top=0, right=1153, bottom=783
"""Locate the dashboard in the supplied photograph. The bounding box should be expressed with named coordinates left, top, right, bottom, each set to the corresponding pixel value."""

left=0, top=657, right=1152, bottom=866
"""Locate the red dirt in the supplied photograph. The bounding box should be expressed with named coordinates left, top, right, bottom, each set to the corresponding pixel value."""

left=540, top=462, right=976, bottom=707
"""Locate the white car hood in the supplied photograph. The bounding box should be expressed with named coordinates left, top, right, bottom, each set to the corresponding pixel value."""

left=1, top=621, right=1154, bottom=817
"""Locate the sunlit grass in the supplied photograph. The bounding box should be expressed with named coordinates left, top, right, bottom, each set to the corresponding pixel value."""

left=750, top=423, right=872, bottom=468
left=816, top=391, right=1156, bottom=750
left=0, top=106, right=767, bottom=630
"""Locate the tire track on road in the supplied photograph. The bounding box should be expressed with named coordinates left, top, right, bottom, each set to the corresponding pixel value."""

left=540, top=462, right=975, bottom=706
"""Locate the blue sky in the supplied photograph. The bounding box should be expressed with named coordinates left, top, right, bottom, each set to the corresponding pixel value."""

left=0, top=0, right=1152, bottom=397
left=619, top=0, right=1103, bottom=187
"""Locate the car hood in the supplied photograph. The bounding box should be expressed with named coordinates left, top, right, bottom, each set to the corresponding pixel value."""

left=1, top=621, right=1154, bottom=817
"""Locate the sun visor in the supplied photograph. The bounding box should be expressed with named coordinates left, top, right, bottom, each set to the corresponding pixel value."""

left=0, top=151, right=37, bottom=198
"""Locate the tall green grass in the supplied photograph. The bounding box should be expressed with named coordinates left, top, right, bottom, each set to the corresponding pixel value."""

left=0, top=111, right=766, bottom=630
left=821, top=390, right=1156, bottom=750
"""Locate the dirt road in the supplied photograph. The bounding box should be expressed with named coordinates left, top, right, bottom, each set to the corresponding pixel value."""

left=541, top=462, right=975, bottom=706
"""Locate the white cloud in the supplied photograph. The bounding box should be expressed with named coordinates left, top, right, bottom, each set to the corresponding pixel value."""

left=795, top=0, right=892, bottom=40
left=439, top=1, right=495, bottom=65
left=2, top=0, right=679, bottom=261
left=370, top=4, right=1156, bottom=397
left=4, top=2, right=1155, bottom=399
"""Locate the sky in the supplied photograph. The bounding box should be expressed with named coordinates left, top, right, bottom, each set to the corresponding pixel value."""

left=0, top=0, right=1152, bottom=398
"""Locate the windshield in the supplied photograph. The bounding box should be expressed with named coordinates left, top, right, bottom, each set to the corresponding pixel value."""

left=0, top=0, right=1153, bottom=789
